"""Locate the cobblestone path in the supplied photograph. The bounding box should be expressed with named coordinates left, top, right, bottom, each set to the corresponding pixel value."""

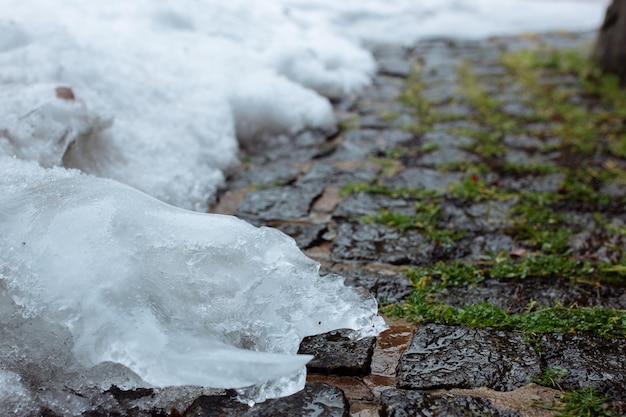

left=193, top=31, right=626, bottom=417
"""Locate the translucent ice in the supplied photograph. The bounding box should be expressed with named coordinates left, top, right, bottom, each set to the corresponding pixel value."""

left=0, top=157, right=386, bottom=411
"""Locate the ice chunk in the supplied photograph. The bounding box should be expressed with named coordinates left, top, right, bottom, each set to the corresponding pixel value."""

left=0, top=83, right=112, bottom=168
left=0, top=369, right=37, bottom=416
left=0, top=157, right=386, bottom=411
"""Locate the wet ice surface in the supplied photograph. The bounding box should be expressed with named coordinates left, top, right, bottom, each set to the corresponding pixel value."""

left=0, top=158, right=386, bottom=413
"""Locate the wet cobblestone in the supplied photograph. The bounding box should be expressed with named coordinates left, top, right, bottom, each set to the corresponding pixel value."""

left=397, top=324, right=540, bottom=392
left=205, top=31, right=626, bottom=416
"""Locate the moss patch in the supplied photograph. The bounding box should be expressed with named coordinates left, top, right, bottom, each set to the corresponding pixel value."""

left=370, top=36, right=626, bottom=343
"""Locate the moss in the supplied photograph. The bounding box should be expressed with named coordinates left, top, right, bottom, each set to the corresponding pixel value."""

left=385, top=297, right=626, bottom=338
left=506, top=193, right=573, bottom=255
left=377, top=35, right=626, bottom=414
left=407, top=261, right=484, bottom=289
left=371, top=40, right=626, bottom=337
left=488, top=254, right=589, bottom=280
left=338, top=115, right=360, bottom=131
left=339, top=182, right=439, bottom=200
left=531, top=366, right=568, bottom=390
left=398, top=76, right=438, bottom=132
left=385, top=254, right=626, bottom=337
left=556, top=387, right=614, bottom=417
left=359, top=203, right=464, bottom=246
left=448, top=174, right=508, bottom=202
left=501, top=47, right=626, bottom=158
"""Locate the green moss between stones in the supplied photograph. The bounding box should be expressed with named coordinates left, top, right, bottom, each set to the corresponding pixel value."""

left=369, top=35, right=626, bottom=412
left=349, top=37, right=626, bottom=341
left=531, top=366, right=568, bottom=390
left=556, top=387, right=615, bottom=417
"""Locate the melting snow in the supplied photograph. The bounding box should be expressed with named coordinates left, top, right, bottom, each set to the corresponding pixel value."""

left=0, top=0, right=608, bottom=414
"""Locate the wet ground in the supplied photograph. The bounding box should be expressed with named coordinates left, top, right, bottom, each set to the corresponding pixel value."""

left=78, top=31, right=626, bottom=416
left=206, top=31, right=626, bottom=417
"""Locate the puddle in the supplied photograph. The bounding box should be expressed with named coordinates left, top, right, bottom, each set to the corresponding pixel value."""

left=368, top=318, right=415, bottom=378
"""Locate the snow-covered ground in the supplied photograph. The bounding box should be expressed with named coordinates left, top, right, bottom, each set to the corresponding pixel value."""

left=0, top=0, right=609, bottom=414
left=0, top=0, right=608, bottom=209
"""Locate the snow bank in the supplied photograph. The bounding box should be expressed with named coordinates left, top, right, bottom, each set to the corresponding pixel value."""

left=0, top=0, right=606, bottom=208
left=283, top=0, right=608, bottom=45
left=0, top=3, right=356, bottom=210
left=0, top=0, right=609, bottom=413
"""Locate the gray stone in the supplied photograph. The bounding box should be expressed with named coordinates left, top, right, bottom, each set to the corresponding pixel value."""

left=228, top=164, right=300, bottom=189
left=245, top=131, right=335, bottom=164
left=333, top=193, right=416, bottom=219
left=380, top=389, right=519, bottom=417
left=368, top=43, right=408, bottom=61
left=236, top=185, right=323, bottom=222
left=345, top=129, right=415, bottom=148
left=571, top=229, right=626, bottom=264
left=437, top=276, right=626, bottom=314
left=600, top=181, right=626, bottom=198
left=274, top=223, right=326, bottom=249
left=182, top=382, right=348, bottom=417
left=331, top=267, right=412, bottom=304
left=498, top=173, right=565, bottom=193
left=331, top=222, right=433, bottom=265
left=503, top=150, right=556, bottom=167
left=358, top=114, right=391, bottom=129
left=397, top=324, right=540, bottom=391
left=332, top=129, right=415, bottom=159
left=378, top=59, right=413, bottom=78
left=298, top=329, right=376, bottom=376
left=422, top=131, right=475, bottom=148
left=502, top=134, right=544, bottom=149
left=432, top=103, right=475, bottom=118
left=539, top=333, right=626, bottom=401
left=419, top=83, right=459, bottom=104
left=297, top=163, right=379, bottom=187
left=358, top=102, right=412, bottom=116
left=471, top=65, right=508, bottom=77
left=504, top=149, right=532, bottom=166
left=418, top=147, right=479, bottom=167
left=294, top=130, right=332, bottom=147
left=382, top=168, right=463, bottom=191
left=432, top=120, right=484, bottom=133
left=358, top=84, right=403, bottom=101
left=466, top=234, right=514, bottom=260
left=442, top=201, right=514, bottom=233
left=66, top=385, right=226, bottom=417
left=500, top=102, right=534, bottom=118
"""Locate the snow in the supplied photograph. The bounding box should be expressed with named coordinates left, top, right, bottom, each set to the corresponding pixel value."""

left=282, top=0, right=609, bottom=44
left=0, top=0, right=609, bottom=413
left=0, top=0, right=607, bottom=207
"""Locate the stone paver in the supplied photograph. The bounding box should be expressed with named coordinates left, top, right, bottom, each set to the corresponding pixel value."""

left=539, top=333, right=626, bottom=400
left=397, top=324, right=540, bottom=392
left=299, top=330, right=376, bottom=376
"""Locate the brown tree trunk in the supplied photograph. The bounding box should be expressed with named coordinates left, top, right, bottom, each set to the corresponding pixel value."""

left=593, top=0, right=626, bottom=84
